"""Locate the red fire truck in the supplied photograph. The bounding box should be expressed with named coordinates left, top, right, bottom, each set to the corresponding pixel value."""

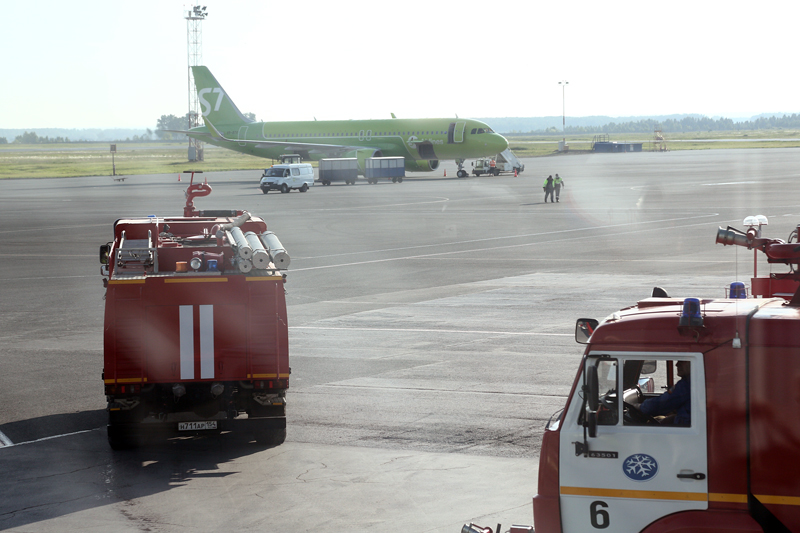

left=465, top=217, right=800, bottom=532
left=100, top=173, right=290, bottom=449
left=527, top=217, right=800, bottom=532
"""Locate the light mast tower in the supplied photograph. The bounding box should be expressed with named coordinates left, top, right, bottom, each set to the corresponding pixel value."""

left=186, top=5, right=207, bottom=161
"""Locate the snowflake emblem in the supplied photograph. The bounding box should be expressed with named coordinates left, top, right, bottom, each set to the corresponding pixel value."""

left=623, top=453, right=658, bottom=481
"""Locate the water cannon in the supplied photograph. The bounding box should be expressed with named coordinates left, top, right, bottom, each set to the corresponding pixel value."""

left=716, top=215, right=800, bottom=266
left=183, top=171, right=212, bottom=217
left=716, top=215, right=800, bottom=301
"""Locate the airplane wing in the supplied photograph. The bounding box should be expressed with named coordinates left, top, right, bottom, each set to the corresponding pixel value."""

left=158, top=129, right=214, bottom=138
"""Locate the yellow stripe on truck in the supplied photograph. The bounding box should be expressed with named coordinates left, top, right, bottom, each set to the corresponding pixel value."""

left=563, top=488, right=800, bottom=507
left=756, top=494, right=800, bottom=506
left=560, top=486, right=706, bottom=502
left=709, top=493, right=748, bottom=503
left=165, top=278, right=228, bottom=283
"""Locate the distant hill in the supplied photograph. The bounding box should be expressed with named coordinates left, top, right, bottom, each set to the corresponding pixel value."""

left=0, top=128, right=150, bottom=142
left=480, top=113, right=800, bottom=135
left=478, top=115, right=705, bottom=133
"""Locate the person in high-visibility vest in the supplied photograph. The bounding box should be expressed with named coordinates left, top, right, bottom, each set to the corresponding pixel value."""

left=543, top=175, right=555, bottom=203
left=554, top=174, right=565, bottom=202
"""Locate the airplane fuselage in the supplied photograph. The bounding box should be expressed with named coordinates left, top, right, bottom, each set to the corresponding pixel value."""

left=188, top=117, right=508, bottom=167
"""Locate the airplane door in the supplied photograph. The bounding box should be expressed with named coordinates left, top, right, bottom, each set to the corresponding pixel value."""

left=238, top=126, right=248, bottom=146
left=452, top=121, right=466, bottom=143
left=558, top=353, right=708, bottom=532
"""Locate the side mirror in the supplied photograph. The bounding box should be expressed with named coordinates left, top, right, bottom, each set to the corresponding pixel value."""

left=585, top=364, right=599, bottom=438
left=586, top=364, right=599, bottom=412
left=587, top=411, right=598, bottom=438
left=99, top=244, right=110, bottom=265
left=576, top=318, right=599, bottom=344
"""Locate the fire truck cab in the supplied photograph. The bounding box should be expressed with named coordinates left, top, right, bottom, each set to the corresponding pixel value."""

left=532, top=218, right=800, bottom=532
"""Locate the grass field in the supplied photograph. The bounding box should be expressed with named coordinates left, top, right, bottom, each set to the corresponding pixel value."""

left=2, top=130, right=800, bottom=179
left=0, top=143, right=270, bottom=179
left=506, top=129, right=800, bottom=157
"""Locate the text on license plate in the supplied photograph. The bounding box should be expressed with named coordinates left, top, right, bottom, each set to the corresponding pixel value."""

left=178, top=421, right=218, bottom=431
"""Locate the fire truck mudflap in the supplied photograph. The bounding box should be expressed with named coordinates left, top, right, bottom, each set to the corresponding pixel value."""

left=100, top=173, right=290, bottom=449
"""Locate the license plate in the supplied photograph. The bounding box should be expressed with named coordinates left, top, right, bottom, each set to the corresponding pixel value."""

left=178, top=421, right=218, bottom=431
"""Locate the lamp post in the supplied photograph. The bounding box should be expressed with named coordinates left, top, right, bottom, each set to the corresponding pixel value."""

left=558, top=80, right=568, bottom=134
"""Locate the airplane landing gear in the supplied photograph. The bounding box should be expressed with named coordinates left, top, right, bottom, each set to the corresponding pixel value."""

left=456, top=159, right=467, bottom=178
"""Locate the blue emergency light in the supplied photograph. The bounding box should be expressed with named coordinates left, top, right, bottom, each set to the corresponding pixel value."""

left=679, top=298, right=703, bottom=327
left=729, top=281, right=747, bottom=299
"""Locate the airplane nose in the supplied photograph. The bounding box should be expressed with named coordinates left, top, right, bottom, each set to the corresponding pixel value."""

left=491, top=134, right=509, bottom=153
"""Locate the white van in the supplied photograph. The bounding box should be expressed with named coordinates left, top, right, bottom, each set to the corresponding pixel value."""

left=259, top=163, right=314, bottom=194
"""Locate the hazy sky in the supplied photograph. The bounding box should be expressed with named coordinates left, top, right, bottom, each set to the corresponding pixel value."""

left=3, top=0, right=799, bottom=129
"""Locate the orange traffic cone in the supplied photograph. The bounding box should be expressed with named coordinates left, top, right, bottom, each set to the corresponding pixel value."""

left=514, top=168, right=517, bottom=177
left=178, top=174, right=181, bottom=182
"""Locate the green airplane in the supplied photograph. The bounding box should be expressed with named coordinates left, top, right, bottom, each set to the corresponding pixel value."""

left=185, top=66, right=509, bottom=177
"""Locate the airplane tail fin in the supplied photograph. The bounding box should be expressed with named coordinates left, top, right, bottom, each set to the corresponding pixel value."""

left=191, top=66, right=252, bottom=127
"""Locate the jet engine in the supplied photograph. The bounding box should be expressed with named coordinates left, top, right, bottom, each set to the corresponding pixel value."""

left=406, top=160, right=439, bottom=172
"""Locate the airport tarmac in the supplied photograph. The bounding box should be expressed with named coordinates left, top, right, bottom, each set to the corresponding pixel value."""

left=1, top=147, right=799, bottom=532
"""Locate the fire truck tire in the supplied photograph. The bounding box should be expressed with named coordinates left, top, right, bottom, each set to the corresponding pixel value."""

left=254, top=427, right=286, bottom=446
left=281, top=184, right=290, bottom=194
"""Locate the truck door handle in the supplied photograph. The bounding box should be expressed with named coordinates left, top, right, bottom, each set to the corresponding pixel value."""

left=677, top=472, right=706, bottom=480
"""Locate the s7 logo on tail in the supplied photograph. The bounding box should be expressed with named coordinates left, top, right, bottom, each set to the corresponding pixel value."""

left=198, top=88, right=225, bottom=116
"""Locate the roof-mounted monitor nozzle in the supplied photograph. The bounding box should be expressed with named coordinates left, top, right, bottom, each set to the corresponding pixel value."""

left=743, top=215, right=768, bottom=237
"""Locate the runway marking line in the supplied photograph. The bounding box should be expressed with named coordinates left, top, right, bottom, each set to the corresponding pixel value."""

left=290, top=326, right=571, bottom=336
left=0, top=428, right=99, bottom=449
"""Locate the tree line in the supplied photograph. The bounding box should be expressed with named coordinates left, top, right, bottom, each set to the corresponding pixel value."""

left=514, top=113, right=800, bottom=136
left=5, top=112, right=795, bottom=144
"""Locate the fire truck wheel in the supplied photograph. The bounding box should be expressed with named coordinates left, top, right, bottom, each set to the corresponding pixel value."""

left=254, top=427, right=286, bottom=446
left=281, top=184, right=290, bottom=194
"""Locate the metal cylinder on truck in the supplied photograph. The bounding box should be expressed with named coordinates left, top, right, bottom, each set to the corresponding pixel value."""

left=261, top=231, right=290, bottom=269
left=229, top=227, right=253, bottom=259
left=244, top=231, right=271, bottom=269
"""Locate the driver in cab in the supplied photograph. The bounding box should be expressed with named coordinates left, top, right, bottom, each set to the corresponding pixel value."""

left=639, top=360, right=690, bottom=426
